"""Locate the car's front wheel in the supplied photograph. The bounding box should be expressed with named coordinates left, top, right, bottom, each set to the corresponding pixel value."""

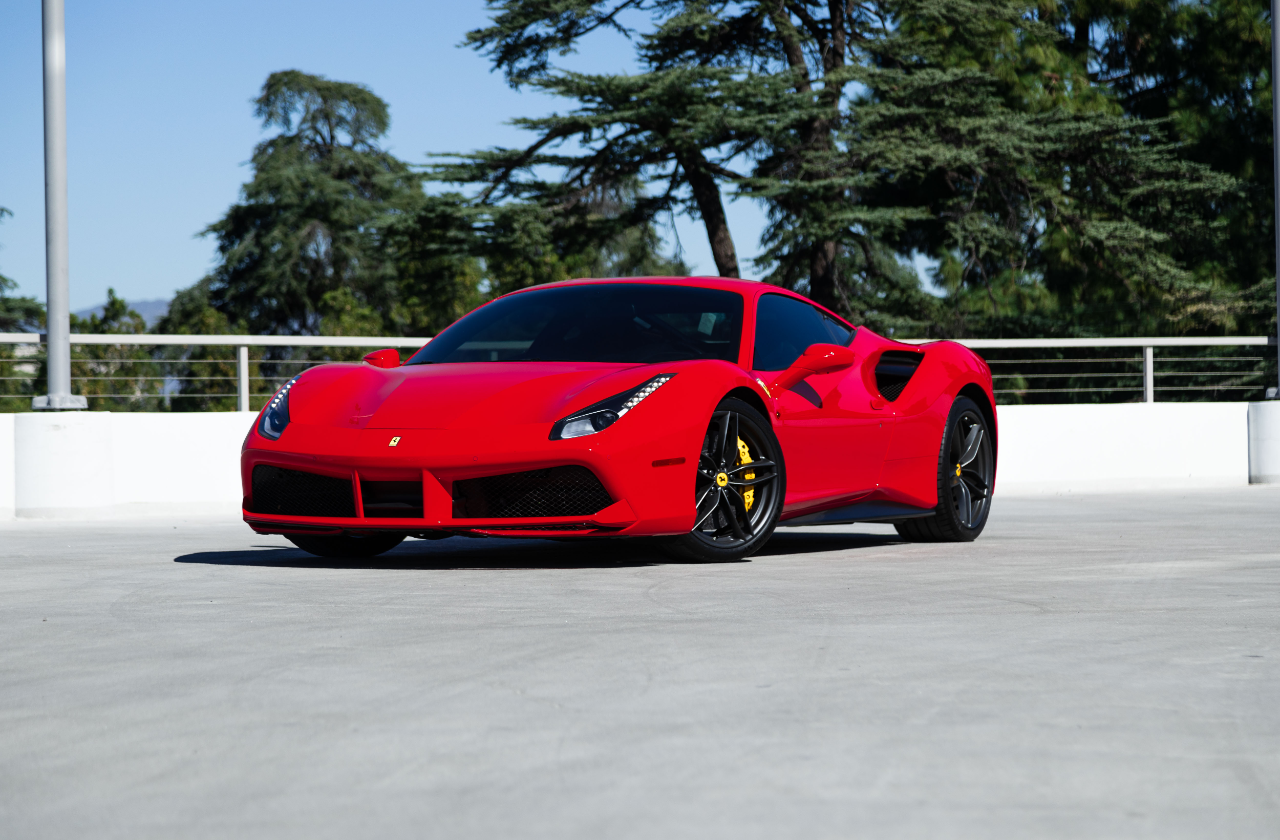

left=286, top=533, right=405, bottom=558
left=659, top=397, right=786, bottom=562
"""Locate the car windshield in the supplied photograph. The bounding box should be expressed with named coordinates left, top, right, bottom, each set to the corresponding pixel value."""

left=406, top=283, right=744, bottom=365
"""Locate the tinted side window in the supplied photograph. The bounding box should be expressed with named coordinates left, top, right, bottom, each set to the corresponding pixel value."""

left=753, top=294, right=839, bottom=371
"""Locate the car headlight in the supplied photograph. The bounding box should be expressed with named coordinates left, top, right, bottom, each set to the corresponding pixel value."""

left=550, top=374, right=675, bottom=440
left=258, top=376, right=300, bottom=440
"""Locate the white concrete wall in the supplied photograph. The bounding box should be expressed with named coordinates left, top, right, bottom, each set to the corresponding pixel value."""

left=995, top=402, right=1249, bottom=495
left=8, top=412, right=254, bottom=519
left=1248, top=401, right=1280, bottom=484
left=0, top=403, right=1260, bottom=519
left=0, top=414, right=14, bottom=519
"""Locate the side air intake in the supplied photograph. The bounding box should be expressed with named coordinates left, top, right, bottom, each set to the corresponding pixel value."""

left=452, top=466, right=613, bottom=518
left=875, top=351, right=924, bottom=401
left=250, top=465, right=356, bottom=517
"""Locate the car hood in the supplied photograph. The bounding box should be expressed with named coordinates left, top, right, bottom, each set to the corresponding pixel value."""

left=287, top=361, right=664, bottom=430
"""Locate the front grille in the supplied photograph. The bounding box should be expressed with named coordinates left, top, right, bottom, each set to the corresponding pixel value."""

left=250, top=465, right=356, bottom=518
left=361, top=480, right=423, bottom=518
left=452, top=466, right=613, bottom=518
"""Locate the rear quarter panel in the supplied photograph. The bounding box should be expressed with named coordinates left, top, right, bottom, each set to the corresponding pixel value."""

left=880, top=341, right=996, bottom=508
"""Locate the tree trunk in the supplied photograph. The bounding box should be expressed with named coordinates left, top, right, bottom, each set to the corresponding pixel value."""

left=678, top=151, right=740, bottom=278
left=809, top=240, right=838, bottom=310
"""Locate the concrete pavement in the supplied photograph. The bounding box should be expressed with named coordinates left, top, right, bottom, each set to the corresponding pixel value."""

left=1, top=489, right=1278, bottom=838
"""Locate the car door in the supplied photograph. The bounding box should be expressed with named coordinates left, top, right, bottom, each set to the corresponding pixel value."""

left=750, top=294, right=892, bottom=512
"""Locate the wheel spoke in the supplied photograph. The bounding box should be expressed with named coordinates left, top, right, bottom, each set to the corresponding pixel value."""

left=958, top=425, right=983, bottom=467
left=960, top=470, right=988, bottom=497
left=728, top=473, right=775, bottom=487
left=712, top=411, right=731, bottom=464
left=695, top=483, right=717, bottom=509
left=726, top=459, right=774, bottom=475
left=693, top=490, right=721, bottom=530
left=722, top=486, right=750, bottom=540
left=720, top=411, right=739, bottom=466
left=954, top=479, right=973, bottom=527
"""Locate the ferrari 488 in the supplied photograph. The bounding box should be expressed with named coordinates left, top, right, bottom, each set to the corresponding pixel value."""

left=241, top=277, right=997, bottom=560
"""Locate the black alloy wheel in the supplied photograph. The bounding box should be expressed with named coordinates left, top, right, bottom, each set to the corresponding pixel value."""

left=895, top=395, right=995, bottom=542
left=659, top=397, right=786, bottom=562
left=286, top=533, right=406, bottom=558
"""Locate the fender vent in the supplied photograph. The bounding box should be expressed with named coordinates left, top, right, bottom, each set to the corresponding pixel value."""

left=875, top=351, right=924, bottom=401
left=251, top=465, right=355, bottom=517
left=452, top=466, right=613, bottom=518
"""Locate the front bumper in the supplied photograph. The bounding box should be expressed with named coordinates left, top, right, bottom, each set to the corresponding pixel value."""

left=241, top=419, right=701, bottom=537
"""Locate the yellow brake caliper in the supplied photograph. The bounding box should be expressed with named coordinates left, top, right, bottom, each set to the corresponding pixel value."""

left=736, top=437, right=755, bottom=512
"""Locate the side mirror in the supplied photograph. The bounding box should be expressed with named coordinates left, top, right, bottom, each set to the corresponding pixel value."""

left=771, top=343, right=854, bottom=393
left=363, top=348, right=401, bottom=369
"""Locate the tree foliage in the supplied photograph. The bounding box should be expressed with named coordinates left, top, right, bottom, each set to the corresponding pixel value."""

left=463, top=0, right=1268, bottom=337
left=196, top=70, right=425, bottom=337
left=169, top=70, right=684, bottom=345
left=162, top=3, right=1277, bottom=345
left=0, top=207, right=43, bottom=333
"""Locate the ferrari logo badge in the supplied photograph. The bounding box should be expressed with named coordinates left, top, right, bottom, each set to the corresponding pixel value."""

left=389, top=436, right=401, bottom=447
left=715, top=472, right=729, bottom=487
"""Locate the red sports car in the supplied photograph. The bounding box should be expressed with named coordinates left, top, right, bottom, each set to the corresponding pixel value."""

left=242, top=277, right=997, bottom=560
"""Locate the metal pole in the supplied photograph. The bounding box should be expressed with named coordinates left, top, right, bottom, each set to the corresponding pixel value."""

left=237, top=345, right=249, bottom=412
left=33, top=0, right=84, bottom=410
left=1143, top=346, right=1155, bottom=403
left=1273, top=0, right=1280, bottom=397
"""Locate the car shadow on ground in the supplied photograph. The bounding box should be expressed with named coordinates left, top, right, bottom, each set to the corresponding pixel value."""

left=173, top=530, right=905, bottom=570
left=756, top=531, right=904, bottom=556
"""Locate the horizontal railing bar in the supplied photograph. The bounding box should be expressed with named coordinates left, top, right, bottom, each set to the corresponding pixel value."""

left=989, top=371, right=1268, bottom=381
left=1155, top=371, right=1268, bottom=377
left=0, top=333, right=431, bottom=348
left=994, top=387, right=1143, bottom=393
left=994, top=372, right=1141, bottom=380
left=1154, top=385, right=1267, bottom=391
left=1156, top=356, right=1271, bottom=362
left=987, top=358, right=1143, bottom=364
left=904, top=336, right=1271, bottom=348
left=991, top=385, right=1267, bottom=394
left=1, top=333, right=1271, bottom=349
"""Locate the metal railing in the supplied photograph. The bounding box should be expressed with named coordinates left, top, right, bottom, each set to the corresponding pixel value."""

left=901, top=336, right=1276, bottom=403
left=0, top=333, right=429, bottom=412
left=0, top=333, right=1274, bottom=409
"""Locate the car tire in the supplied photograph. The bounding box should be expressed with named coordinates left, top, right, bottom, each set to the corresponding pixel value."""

left=659, top=397, right=786, bottom=562
left=895, top=395, right=994, bottom=543
left=285, top=533, right=406, bottom=558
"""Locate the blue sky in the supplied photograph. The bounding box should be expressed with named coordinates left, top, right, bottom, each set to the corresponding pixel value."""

left=0, top=0, right=770, bottom=311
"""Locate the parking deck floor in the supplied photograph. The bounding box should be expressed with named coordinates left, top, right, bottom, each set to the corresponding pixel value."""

left=1, top=488, right=1278, bottom=839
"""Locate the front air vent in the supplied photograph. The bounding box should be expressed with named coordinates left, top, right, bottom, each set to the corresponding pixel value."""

left=875, top=350, right=924, bottom=401
left=251, top=465, right=356, bottom=517
left=452, top=466, right=613, bottom=518
left=361, top=480, right=424, bottom=518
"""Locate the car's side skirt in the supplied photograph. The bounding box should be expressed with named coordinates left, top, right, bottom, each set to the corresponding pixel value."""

left=780, top=500, right=935, bottom=527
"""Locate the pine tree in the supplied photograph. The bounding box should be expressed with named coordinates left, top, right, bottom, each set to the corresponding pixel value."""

left=751, top=0, right=1240, bottom=337
left=196, top=71, right=427, bottom=337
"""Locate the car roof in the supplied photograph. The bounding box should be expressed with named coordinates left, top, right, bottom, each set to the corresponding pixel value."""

left=498, top=276, right=856, bottom=329
left=505, top=275, right=795, bottom=298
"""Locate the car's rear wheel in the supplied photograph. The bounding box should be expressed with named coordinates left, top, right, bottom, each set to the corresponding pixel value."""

left=286, top=533, right=405, bottom=558
left=659, top=397, right=785, bottom=562
left=895, top=396, right=994, bottom=542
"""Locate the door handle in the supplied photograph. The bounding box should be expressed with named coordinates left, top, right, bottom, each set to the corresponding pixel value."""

left=870, top=397, right=887, bottom=410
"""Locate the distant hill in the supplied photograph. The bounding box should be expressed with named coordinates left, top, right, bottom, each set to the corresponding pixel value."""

left=74, top=298, right=170, bottom=329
